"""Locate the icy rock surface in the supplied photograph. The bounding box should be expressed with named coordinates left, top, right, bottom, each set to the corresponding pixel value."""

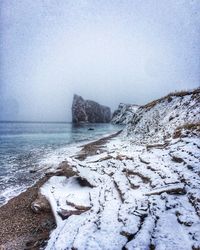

left=111, top=103, right=139, bottom=125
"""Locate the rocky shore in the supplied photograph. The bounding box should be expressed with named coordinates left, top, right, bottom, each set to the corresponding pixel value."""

left=1, top=88, right=199, bottom=250
left=0, top=132, right=120, bottom=250
left=0, top=175, right=55, bottom=250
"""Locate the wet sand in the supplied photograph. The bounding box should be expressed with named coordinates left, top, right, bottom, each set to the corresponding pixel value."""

left=0, top=176, right=55, bottom=250
left=76, top=130, right=122, bottom=160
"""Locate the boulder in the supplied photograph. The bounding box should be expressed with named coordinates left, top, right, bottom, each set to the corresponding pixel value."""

left=56, top=161, right=78, bottom=177
left=31, top=193, right=51, bottom=213
left=72, top=94, right=111, bottom=123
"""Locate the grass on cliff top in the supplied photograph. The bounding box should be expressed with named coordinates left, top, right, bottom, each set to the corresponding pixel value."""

left=141, top=87, right=200, bottom=109
left=173, top=122, right=200, bottom=139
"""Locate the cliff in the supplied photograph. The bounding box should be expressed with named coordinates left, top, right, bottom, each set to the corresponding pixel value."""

left=111, top=103, right=139, bottom=124
left=72, top=94, right=111, bottom=123
left=124, top=88, right=200, bottom=144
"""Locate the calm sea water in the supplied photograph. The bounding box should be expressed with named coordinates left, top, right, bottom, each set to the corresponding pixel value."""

left=0, top=121, right=121, bottom=205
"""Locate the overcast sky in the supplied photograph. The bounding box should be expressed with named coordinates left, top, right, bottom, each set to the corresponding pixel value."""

left=0, top=0, right=199, bottom=121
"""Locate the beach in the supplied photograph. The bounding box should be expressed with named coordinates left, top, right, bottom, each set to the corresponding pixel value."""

left=0, top=175, right=55, bottom=250
left=0, top=131, right=121, bottom=250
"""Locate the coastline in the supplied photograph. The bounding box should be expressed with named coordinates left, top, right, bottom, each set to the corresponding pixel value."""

left=0, top=131, right=121, bottom=250
left=1, top=118, right=199, bottom=249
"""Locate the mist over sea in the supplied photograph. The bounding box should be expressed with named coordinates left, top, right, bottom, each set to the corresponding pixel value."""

left=0, top=121, right=121, bottom=206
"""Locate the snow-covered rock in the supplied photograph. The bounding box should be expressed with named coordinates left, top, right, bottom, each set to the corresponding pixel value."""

left=124, top=88, right=200, bottom=144
left=39, top=88, right=200, bottom=250
left=42, top=134, right=200, bottom=250
left=111, top=103, right=139, bottom=125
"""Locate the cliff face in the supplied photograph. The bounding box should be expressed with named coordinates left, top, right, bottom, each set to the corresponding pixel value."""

left=111, top=103, right=139, bottom=124
left=72, top=94, right=111, bottom=123
left=124, top=88, right=200, bottom=143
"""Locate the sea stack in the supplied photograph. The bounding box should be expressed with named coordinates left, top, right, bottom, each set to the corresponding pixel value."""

left=72, top=94, right=111, bottom=123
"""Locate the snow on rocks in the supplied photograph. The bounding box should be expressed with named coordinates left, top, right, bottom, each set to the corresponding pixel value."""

left=124, top=89, right=200, bottom=144
left=38, top=89, right=200, bottom=249
left=39, top=133, right=200, bottom=249
left=111, top=103, right=139, bottom=125
left=152, top=213, right=192, bottom=250
left=40, top=176, right=92, bottom=224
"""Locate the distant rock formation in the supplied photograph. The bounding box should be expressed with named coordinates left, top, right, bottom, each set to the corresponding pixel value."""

left=111, top=103, right=139, bottom=124
left=72, top=94, right=111, bottom=123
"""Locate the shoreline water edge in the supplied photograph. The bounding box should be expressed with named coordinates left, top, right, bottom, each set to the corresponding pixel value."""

left=0, top=122, right=122, bottom=207
left=0, top=131, right=121, bottom=250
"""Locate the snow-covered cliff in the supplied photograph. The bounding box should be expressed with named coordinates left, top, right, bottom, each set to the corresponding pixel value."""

left=111, top=103, right=139, bottom=125
left=124, top=88, right=200, bottom=144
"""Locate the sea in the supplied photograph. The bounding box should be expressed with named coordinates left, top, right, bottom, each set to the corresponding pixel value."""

left=0, top=121, right=121, bottom=206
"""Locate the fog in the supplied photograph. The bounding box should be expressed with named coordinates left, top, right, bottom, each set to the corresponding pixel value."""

left=0, top=0, right=199, bottom=121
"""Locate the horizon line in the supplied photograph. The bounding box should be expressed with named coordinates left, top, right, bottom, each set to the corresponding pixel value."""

left=0, top=120, right=70, bottom=124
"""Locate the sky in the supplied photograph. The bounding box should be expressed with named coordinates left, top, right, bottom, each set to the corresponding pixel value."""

left=0, top=0, right=200, bottom=122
